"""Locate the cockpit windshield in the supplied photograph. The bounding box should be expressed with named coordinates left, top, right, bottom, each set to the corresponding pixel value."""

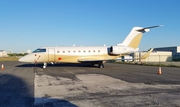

left=33, top=48, right=46, bottom=53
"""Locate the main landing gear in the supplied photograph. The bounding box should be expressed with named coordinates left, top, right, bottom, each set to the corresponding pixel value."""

left=98, top=63, right=104, bottom=68
left=91, top=62, right=104, bottom=68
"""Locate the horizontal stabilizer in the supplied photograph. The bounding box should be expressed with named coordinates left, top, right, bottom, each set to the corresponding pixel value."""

left=137, top=25, right=163, bottom=32
left=143, top=25, right=163, bottom=29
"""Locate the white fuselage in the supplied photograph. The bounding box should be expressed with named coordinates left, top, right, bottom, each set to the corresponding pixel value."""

left=19, top=46, right=122, bottom=64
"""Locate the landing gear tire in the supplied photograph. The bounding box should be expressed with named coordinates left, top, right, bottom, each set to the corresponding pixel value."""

left=43, top=62, right=47, bottom=68
left=98, top=63, right=104, bottom=68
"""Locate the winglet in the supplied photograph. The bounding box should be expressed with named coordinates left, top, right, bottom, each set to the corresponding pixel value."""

left=140, top=48, right=154, bottom=59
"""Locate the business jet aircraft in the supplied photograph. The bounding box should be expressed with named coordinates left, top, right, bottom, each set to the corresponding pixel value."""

left=19, top=25, right=161, bottom=68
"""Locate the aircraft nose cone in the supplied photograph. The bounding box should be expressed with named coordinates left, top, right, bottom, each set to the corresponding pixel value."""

left=18, top=54, right=36, bottom=63
left=18, top=56, right=32, bottom=62
left=18, top=57, right=25, bottom=62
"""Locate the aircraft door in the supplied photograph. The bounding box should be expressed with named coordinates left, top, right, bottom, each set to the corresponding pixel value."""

left=48, top=48, right=55, bottom=62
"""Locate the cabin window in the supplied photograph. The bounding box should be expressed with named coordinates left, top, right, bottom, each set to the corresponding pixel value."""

left=73, top=50, right=76, bottom=53
left=57, top=51, right=60, bottom=53
left=98, top=50, right=100, bottom=53
left=33, top=48, right=46, bottom=53
left=93, top=50, right=95, bottom=53
left=88, top=50, right=91, bottom=53
left=84, top=50, right=86, bottom=53
left=63, top=51, right=65, bottom=53
left=68, top=51, right=70, bottom=53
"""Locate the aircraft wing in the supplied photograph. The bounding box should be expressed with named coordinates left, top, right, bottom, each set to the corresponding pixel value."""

left=78, top=57, right=115, bottom=62
left=140, top=48, right=153, bottom=59
left=121, top=48, right=154, bottom=60
left=120, top=48, right=154, bottom=61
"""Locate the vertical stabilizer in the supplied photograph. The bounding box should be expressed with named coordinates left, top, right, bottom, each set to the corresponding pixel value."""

left=117, top=25, right=161, bottom=49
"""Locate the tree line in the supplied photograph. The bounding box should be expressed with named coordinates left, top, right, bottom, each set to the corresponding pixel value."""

left=8, top=53, right=28, bottom=57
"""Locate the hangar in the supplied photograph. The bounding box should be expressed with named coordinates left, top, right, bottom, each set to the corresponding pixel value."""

left=116, top=50, right=172, bottom=63
left=129, top=46, right=180, bottom=62
left=153, top=46, right=180, bottom=61
left=132, top=51, right=172, bottom=62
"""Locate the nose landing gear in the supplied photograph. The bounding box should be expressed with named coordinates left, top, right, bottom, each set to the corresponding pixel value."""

left=43, top=62, right=47, bottom=68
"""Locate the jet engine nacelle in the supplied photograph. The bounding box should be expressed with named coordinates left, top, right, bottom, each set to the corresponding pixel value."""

left=110, top=46, right=135, bottom=55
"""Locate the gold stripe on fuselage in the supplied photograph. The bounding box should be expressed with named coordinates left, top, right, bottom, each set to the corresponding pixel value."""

left=47, top=54, right=118, bottom=63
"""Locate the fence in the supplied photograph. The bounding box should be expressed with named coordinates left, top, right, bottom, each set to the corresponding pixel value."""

left=133, top=54, right=180, bottom=66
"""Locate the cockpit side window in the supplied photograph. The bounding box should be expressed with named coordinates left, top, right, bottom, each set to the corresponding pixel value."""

left=33, top=48, right=46, bottom=53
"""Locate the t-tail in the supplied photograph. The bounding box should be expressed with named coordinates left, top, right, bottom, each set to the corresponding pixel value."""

left=110, top=25, right=162, bottom=55
left=118, top=25, right=162, bottom=49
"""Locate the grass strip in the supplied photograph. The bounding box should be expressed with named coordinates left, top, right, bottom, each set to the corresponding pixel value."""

left=0, top=57, right=19, bottom=61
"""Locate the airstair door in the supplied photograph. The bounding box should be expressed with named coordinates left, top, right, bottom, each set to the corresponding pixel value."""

left=48, top=48, right=55, bottom=62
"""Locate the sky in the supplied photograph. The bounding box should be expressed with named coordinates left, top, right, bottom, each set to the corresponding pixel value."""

left=0, top=0, right=180, bottom=53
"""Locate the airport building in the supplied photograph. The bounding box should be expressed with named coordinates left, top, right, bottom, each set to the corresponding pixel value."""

left=129, top=46, right=180, bottom=62
left=0, top=50, right=8, bottom=57
left=153, top=46, right=180, bottom=61
left=132, top=51, right=172, bottom=62
left=27, top=50, right=32, bottom=53
left=116, top=49, right=173, bottom=63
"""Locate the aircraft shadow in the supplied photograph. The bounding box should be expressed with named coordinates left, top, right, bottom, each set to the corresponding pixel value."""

left=0, top=73, right=78, bottom=107
left=16, top=63, right=97, bottom=68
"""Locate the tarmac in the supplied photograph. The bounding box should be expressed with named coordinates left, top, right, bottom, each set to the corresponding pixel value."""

left=0, top=61, right=180, bottom=107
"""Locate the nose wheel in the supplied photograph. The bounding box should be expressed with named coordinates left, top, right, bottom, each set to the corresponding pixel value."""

left=43, top=62, right=47, bottom=68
